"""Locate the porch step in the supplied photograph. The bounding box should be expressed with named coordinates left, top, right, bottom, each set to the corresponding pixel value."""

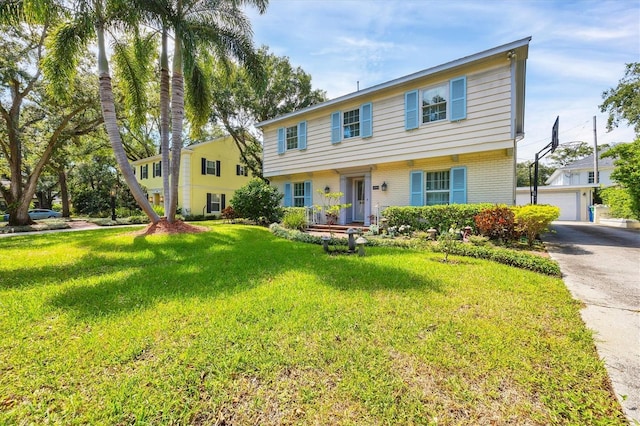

left=306, top=224, right=369, bottom=234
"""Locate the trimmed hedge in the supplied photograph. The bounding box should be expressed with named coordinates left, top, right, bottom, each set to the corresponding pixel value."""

left=383, top=204, right=493, bottom=232
left=431, top=241, right=561, bottom=276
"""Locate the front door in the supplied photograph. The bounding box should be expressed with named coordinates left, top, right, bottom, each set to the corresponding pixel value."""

left=353, top=179, right=365, bottom=222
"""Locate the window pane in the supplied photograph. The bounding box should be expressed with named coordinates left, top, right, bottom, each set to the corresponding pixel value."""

left=425, top=170, right=450, bottom=205
left=286, top=125, right=298, bottom=150
left=343, top=109, right=360, bottom=138
left=293, top=182, right=305, bottom=207
left=206, top=160, right=216, bottom=175
left=422, top=84, right=447, bottom=123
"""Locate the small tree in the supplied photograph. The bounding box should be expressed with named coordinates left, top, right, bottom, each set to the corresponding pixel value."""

left=230, top=178, right=283, bottom=224
left=313, top=190, right=351, bottom=237
left=601, top=139, right=640, bottom=220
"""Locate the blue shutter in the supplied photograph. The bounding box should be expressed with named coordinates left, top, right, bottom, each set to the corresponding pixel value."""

left=284, top=183, right=292, bottom=207
left=410, top=171, right=424, bottom=206
left=331, top=111, right=341, bottom=144
left=298, top=121, right=307, bottom=150
left=450, top=77, right=467, bottom=121
left=450, top=167, right=467, bottom=204
left=405, top=90, right=419, bottom=130
left=304, top=180, right=312, bottom=207
left=277, top=127, right=285, bottom=154
left=360, top=103, right=372, bottom=138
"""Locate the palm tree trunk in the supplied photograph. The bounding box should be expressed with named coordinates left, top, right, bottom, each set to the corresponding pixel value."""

left=168, top=33, right=184, bottom=222
left=96, top=16, right=159, bottom=223
left=160, top=27, right=170, bottom=217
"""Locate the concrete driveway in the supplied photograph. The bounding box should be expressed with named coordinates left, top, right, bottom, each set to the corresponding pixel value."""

left=542, top=221, right=639, bottom=423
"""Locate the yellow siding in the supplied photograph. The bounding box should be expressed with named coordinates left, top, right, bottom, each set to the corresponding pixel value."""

left=263, top=58, right=514, bottom=177
left=132, top=136, right=251, bottom=215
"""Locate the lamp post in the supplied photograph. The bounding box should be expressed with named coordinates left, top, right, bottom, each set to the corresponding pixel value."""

left=110, top=189, right=116, bottom=221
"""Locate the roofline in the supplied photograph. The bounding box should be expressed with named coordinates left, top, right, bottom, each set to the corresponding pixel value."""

left=130, top=135, right=232, bottom=164
left=256, top=36, right=532, bottom=128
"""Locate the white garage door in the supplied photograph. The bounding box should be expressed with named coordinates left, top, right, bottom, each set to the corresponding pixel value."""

left=536, top=191, right=580, bottom=221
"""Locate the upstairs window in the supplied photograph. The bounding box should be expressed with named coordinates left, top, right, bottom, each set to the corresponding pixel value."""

left=343, top=108, right=360, bottom=139
left=588, top=171, right=600, bottom=184
left=206, top=160, right=217, bottom=175
left=236, top=165, right=248, bottom=176
left=277, top=121, right=307, bottom=154
left=201, top=158, right=221, bottom=176
left=422, top=84, right=447, bottom=123
left=153, top=162, right=161, bottom=177
left=286, top=125, right=298, bottom=150
left=140, top=164, right=148, bottom=179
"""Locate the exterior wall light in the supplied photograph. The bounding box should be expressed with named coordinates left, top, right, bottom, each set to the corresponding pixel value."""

left=324, top=185, right=330, bottom=194
left=381, top=182, right=387, bottom=191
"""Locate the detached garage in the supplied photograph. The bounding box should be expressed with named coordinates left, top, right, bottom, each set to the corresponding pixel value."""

left=516, top=185, right=595, bottom=221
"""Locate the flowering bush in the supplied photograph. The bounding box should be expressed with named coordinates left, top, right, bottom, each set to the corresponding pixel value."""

left=398, top=224, right=413, bottom=236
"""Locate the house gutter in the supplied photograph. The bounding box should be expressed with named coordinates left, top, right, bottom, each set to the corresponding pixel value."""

left=256, top=36, right=532, bottom=129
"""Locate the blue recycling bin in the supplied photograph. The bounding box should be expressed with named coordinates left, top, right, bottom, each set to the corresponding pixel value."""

left=588, top=205, right=594, bottom=222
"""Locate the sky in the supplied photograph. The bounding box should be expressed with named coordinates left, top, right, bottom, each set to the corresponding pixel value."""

left=246, top=0, right=640, bottom=163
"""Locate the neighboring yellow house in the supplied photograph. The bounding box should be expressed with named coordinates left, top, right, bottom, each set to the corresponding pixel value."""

left=257, top=37, right=531, bottom=226
left=131, top=136, right=251, bottom=216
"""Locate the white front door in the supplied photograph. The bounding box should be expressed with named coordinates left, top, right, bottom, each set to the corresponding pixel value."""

left=353, top=179, right=365, bottom=222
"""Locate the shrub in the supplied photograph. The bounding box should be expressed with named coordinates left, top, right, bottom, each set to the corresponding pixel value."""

left=221, top=206, right=236, bottom=222
left=514, top=204, right=560, bottom=247
left=431, top=242, right=561, bottom=276
left=383, top=204, right=492, bottom=232
left=282, top=208, right=307, bottom=230
left=474, top=205, right=518, bottom=242
left=600, top=186, right=637, bottom=220
left=152, top=205, right=165, bottom=217
left=230, top=179, right=284, bottom=224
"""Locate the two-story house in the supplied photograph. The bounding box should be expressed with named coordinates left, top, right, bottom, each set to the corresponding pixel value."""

left=257, top=37, right=531, bottom=226
left=516, top=152, right=615, bottom=221
left=131, top=135, right=251, bottom=216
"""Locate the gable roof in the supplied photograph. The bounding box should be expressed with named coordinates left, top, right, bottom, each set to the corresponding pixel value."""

left=256, top=36, right=531, bottom=129
left=545, top=151, right=615, bottom=184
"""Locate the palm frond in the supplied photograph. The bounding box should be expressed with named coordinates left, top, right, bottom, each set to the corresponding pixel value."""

left=112, top=31, right=158, bottom=128
left=42, top=17, right=94, bottom=101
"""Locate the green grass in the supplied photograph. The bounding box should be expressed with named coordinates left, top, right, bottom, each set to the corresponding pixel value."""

left=0, top=224, right=625, bottom=424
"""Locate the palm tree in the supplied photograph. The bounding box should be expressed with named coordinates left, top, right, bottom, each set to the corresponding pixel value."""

left=6, top=0, right=161, bottom=223
left=134, top=0, right=268, bottom=222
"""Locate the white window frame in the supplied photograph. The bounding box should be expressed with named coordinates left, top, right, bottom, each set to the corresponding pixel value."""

left=422, top=83, right=448, bottom=124
left=293, top=182, right=306, bottom=207
left=425, top=170, right=450, bottom=205
left=286, top=125, right=298, bottom=150
left=206, top=160, right=217, bottom=175
left=210, top=193, right=222, bottom=213
left=343, top=108, right=360, bottom=139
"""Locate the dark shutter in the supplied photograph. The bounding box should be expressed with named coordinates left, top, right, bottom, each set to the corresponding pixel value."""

left=216, top=160, right=221, bottom=177
left=206, top=193, right=212, bottom=213
left=244, top=168, right=248, bottom=177
left=201, top=158, right=206, bottom=175
left=221, top=194, right=226, bottom=210
left=158, top=162, right=161, bottom=177
left=152, top=163, right=155, bottom=177
left=236, top=164, right=240, bottom=176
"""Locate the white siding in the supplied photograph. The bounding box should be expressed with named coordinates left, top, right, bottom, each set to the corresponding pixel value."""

left=263, top=59, right=513, bottom=177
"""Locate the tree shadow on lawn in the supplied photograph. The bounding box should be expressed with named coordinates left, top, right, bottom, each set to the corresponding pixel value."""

left=45, top=226, right=444, bottom=321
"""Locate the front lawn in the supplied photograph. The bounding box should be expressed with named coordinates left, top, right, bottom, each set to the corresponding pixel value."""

left=0, top=224, right=625, bottom=424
